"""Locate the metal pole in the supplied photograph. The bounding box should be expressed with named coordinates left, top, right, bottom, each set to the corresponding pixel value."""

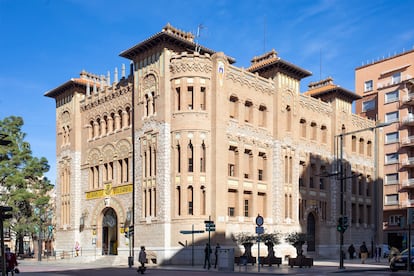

left=1, top=217, right=5, bottom=276
left=192, top=224, right=194, bottom=267
left=258, top=234, right=260, bottom=272
left=339, top=132, right=345, bottom=269
left=408, top=221, right=412, bottom=272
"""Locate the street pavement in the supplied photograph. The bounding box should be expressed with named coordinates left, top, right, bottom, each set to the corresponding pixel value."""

left=12, top=256, right=401, bottom=275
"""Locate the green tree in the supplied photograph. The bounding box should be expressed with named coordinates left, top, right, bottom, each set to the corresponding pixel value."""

left=0, top=116, right=53, bottom=255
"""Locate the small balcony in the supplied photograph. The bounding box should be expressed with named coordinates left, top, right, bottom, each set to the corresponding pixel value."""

left=401, top=136, right=414, bottom=147
left=403, top=199, right=414, bottom=207
left=402, top=114, right=414, bottom=126
left=402, top=93, right=414, bottom=105
left=400, top=178, right=414, bottom=191
left=401, top=157, right=414, bottom=167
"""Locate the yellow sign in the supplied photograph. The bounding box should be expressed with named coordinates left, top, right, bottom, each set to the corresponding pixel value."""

left=85, top=184, right=133, bottom=200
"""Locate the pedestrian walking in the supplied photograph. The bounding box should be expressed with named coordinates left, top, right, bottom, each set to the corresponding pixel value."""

left=137, top=246, right=147, bottom=274
left=214, top=243, right=220, bottom=268
left=360, top=241, right=368, bottom=264
left=203, top=243, right=212, bottom=269
left=5, top=247, right=18, bottom=276
left=348, top=244, right=355, bottom=259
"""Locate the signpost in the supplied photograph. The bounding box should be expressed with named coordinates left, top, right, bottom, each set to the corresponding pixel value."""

left=179, top=225, right=205, bottom=266
left=256, top=214, right=264, bottom=272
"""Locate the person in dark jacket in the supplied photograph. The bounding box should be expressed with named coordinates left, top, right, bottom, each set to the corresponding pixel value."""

left=348, top=244, right=355, bottom=259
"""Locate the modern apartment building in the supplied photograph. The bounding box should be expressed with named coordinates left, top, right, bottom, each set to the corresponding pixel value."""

left=45, top=24, right=378, bottom=264
left=355, top=49, right=414, bottom=249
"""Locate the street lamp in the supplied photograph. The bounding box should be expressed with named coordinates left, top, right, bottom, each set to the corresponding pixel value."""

left=335, top=121, right=391, bottom=269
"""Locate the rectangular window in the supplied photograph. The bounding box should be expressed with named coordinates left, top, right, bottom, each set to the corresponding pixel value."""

left=385, top=90, right=399, bottom=103
left=385, top=111, right=399, bottom=123
left=362, top=99, right=375, bottom=112
left=364, top=80, right=373, bottom=92
left=386, top=132, right=399, bottom=144
left=228, top=164, right=235, bottom=176
left=392, top=72, right=401, bottom=84
left=200, top=87, right=206, bottom=110
left=385, top=153, right=398, bottom=164
left=258, top=169, right=263, bottom=181
left=389, top=215, right=401, bottom=225
left=187, top=86, right=194, bottom=110
left=385, top=194, right=399, bottom=205
left=385, top=173, right=399, bottom=185
left=244, top=199, right=249, bottom=217
left=228, top=207, right=235, bottom=217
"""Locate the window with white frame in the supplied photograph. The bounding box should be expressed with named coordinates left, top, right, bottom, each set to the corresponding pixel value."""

left=362, top=99, right=375, bottom=112
left=364, top=80, right=373, bottom=92
left=385, top=194, right=399, bottom=205
left=392, top=72, right=401, bottom=84
left=385, top=173, right=399, bottom=185
left=385, top=90, right=399, bottom=103
left=386, top=132, right=399, bottom=144
left=385, top=152, right=398, bottom=164
left=389, top=215, right=401, bottom=225
left=385, top=111, right=399, bottom=123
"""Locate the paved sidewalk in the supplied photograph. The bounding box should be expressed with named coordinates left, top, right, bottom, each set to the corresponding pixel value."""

left=17, top=256, right=390, bottom=274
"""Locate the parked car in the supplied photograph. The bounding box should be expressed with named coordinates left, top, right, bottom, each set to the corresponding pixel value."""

left=389, top=248, right=414, bottom=272
left=381, top=244, right=390, bottom=258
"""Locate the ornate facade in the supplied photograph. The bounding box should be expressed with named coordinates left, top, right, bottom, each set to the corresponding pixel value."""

left=45, top=24, right=379, bottom=264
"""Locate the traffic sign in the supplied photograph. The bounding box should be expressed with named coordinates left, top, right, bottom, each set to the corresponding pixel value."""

left=256, top=226, right=264, bottom=234
left=256, top=215, right=264, bottom=226
left=180, top=230, right=205, bottom=234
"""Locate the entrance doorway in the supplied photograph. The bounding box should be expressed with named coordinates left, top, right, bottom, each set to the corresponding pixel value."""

left=307, top=213, right=316, bottom=252
left=102, top=208, right=118, bottom=255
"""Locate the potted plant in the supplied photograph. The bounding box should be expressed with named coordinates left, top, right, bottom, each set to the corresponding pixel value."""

left=261, top=232, right=282, bottom=266
left=285, top=232, right=313, bottom=268
left=285, top=232, right=307, bottom=256
left=232, top=232, right=256, bottom=257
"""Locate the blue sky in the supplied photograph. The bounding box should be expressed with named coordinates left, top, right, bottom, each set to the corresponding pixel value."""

left=1, top=0, right=413, bottom=183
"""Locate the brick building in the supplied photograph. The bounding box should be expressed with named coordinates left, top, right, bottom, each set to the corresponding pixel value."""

left=45, top=24, right=378, bottom=264
left=356, top=49, right=414, bottom=249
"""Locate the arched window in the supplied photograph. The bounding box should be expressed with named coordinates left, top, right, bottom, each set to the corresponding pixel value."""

left=188, top=141, right=194, bottom=172
left=200, top=141, right=206, bottom=172
left=229, top=95, right=238, bottom=118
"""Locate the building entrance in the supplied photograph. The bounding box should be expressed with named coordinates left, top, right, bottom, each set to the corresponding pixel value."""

left=102, top=208, right=118, bottom=255
left=307, top=213, right=316, bottom=251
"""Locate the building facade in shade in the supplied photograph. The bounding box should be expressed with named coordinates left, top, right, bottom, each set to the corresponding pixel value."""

left=45, top=24, right=379, bottom=264
left=355, top=49, right=414, bottom=249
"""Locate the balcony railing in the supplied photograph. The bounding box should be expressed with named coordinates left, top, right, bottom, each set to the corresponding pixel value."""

left=401, top=136, right=414, bottom=146
left=400, top=179, right=414, bottom=191
left=402, top=115, right=414, bottom=126
left=402, top=93, right=414, bottom=105
left=403, top=199, right=414, bottom=207
left=401, top=157, right=414, bottom=167
left=377, top=74, right=413, bottom=89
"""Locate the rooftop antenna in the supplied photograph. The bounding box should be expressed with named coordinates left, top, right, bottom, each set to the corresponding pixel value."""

left=195, top=24, right=204, bottom=53
left=263, top=15, right=267, bottom=53
left=319, top=48, right=322, bottom=80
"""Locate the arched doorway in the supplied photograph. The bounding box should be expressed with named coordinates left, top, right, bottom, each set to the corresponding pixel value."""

left=102, top=208, right=118, bottom=255
left=307, top=213, right=316, bottom=252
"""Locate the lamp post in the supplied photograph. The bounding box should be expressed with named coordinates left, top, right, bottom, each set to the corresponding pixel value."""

left=335, top=121, right=391, bottom=269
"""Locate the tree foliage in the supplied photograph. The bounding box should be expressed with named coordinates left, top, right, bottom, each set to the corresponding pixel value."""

left=285, top=231, right=307, bottom=246
left=0, top=116, right=53, bottom=253
left=232, top=232, right=256, bottom=245
left=262, top=231, right=281, bottom=246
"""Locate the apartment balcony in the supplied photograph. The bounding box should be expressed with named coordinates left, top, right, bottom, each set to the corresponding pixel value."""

left=401, top=136, right=414, bottom=147
left=377, top=74, right=413, bottom=89
left=402, top=93, right=414, bottom=105
left=402, top=199, right=414, bottom=207
left=400, top=178, right=414, bottom=191
left=401, top=157, right=414, bottom=167
left=403, top=114, right=414, bottom=126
